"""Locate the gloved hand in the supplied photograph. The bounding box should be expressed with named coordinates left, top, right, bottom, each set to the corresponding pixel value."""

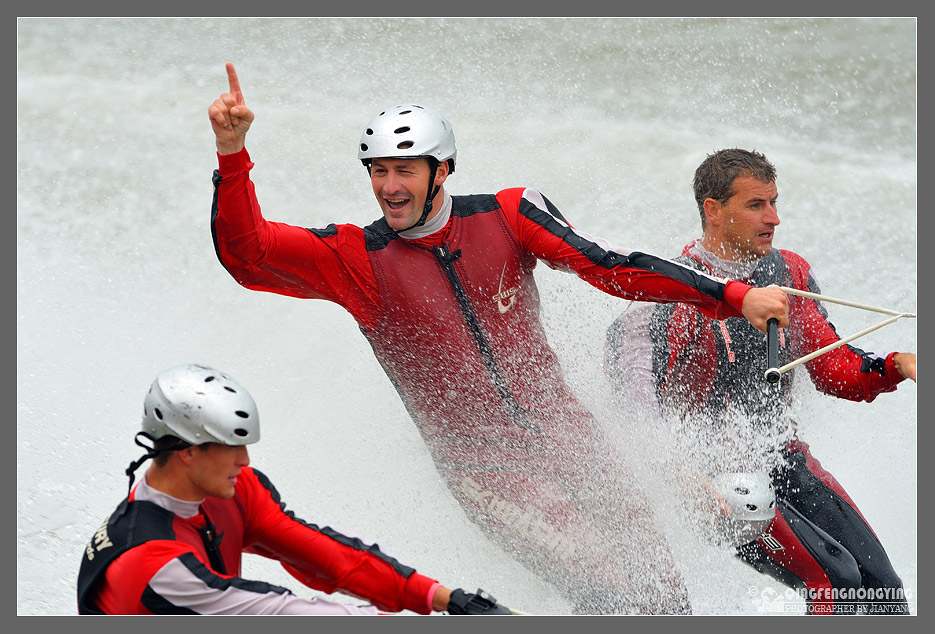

left=447, top=588, right=512, bottom=615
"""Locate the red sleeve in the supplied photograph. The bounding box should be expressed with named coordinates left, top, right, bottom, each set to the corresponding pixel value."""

left=783, top=251, right=905, bottom=402
left=237, top=468, right=438, bottom=615
left=95, top=540, right=207, bottom=614
left=212, top=149, right=382, bottom=330
left=494, top=187, right=748, bottom=320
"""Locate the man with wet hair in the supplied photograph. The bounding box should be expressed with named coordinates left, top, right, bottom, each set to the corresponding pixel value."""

left=605, top=148, right=915, bottom=615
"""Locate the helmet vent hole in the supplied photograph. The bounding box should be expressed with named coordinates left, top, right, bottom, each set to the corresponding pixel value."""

left=204, top=376, right=215, bottom=383
left=365, top=128, right=374, bottom=135
left=745, top=504, right=758, bottom=512
left=399, top=109, right=412, bottom=115
left=224, top=386, right=237, bottom=393
left=154, top=407, right=163, bottom=421
left=394, top=126, right=410, bottom=134
left=234, top=428, right=248, bottom=437
left=397, top=141, right=413, bottom=150
left=360, top=143, right=369, bottom=152
left=735, top=486, right=750, bottom=495
left=235, top=410, right=250, bottom=418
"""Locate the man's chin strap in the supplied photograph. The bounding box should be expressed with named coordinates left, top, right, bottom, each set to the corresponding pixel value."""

left=125, top=432, right=190, bottom=495
left=398, top=159, right=440, bottom=234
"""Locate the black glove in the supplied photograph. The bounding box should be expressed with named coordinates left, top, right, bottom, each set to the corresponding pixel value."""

left=447, top=588, right=512, bottom=615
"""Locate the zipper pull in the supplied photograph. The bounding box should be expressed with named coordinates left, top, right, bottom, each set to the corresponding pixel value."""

left=435, top=244, right=462, bottom=263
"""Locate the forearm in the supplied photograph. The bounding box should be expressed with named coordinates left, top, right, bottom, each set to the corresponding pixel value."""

left=796, top=299, right=907, bottom=400
left=211, top=151, right=381, bottom=321
left=498, top=187, right=747, bottom=318
left=143, top=554, right=380, bottom=615
left=244, top=477, right=440, bottom=615
left=432, top=584, right=452, bottom=611
left=212, top=148, right=277, bottom=273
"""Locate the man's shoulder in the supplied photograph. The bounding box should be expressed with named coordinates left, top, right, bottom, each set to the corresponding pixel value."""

left=236, top=466, right=275, bottom=495
left=451, top=193, right=502, bottom=217
left=775, top=248, right=810, bottom=266
left=232, top=466, right=288, bottom=510
left=308, top=218, right=382, bottom=252
left=773, top=248, right=812, bottom=282
left=306, top=221, right=367, bottom=239
left=489, top=187, right=548, bottom=210
left=80, top=500, right=179, bottom=577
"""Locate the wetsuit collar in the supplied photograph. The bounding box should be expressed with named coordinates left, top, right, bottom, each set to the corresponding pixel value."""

left=134, top=473, right=204, bottom=519
left=398, top=192, right=451, bottom=240
left=688, top=240, right=764, bottom=281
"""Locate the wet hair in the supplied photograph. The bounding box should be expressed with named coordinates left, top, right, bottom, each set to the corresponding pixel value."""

left=693, top=149, right=776, bottom=228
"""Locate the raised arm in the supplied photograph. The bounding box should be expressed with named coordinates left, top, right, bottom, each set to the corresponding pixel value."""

left=208, top=62, right=255, bottom=155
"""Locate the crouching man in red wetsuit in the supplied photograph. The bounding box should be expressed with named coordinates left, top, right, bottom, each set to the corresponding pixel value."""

left=207, top=63, right=790, bottom=613
left=605, top=148, right=915, bottom=615
left=77, top=363, right=511, bottom=615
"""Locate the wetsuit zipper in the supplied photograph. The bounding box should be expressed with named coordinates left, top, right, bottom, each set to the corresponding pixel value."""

left=433, top=244, right=539, bottom=432
left=199, top=511, right=226, bottom=574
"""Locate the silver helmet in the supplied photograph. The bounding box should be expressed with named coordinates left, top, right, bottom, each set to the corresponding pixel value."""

left=711, top=472, right=776, bottom=546
left=141, top=364, right=259, bottom=446
left=358, top=103, right=456, bottom=172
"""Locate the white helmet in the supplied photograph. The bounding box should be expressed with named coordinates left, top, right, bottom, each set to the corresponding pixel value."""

left=141, top=364, right=260, bottom=446
left=358, top=103, right=456, bottom=173
left=711, top=472, right=776, bottom=546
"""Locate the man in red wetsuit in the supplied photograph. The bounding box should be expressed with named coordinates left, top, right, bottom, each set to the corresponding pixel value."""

left=77, top=363, right=512, bottom=615
left=207, top=62, right=789, bottom=614
left=604, top=148, right=916, bottom=615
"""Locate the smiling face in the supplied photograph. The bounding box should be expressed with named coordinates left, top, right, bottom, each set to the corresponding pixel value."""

left=701, top=175, right=780, bottom=262
left=369, top=157, right=448, bottom=231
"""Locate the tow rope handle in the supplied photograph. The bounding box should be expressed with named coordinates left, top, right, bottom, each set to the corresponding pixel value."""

left=765, top=318, right=781, bottom=384
left=763, top=286, right=915, bottom=383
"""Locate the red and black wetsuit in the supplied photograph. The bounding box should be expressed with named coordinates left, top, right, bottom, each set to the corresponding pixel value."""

left=211, top=149, right=756, bottom=613
left=77, top=468, right=439, bottom=614
left=605, top=240, right=909, bottom=614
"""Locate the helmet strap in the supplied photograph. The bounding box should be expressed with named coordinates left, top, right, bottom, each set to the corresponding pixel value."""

left=125, top=432, right=190, bottom=496
left=397, top=158, right=439, bottom=234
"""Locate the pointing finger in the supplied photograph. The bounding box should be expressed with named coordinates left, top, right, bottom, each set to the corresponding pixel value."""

left=226, top=62, right=244, bottom=105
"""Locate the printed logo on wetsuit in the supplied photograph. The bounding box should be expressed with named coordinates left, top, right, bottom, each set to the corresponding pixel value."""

left=492, top=264, right=520, bottom=314
left=460, top=477, right=574, bottom=561
left=85, top=519, right=114, bottom=561
left=718, top=320, right=735, bottom=362
left=758, top=533, right=784, bottom=551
